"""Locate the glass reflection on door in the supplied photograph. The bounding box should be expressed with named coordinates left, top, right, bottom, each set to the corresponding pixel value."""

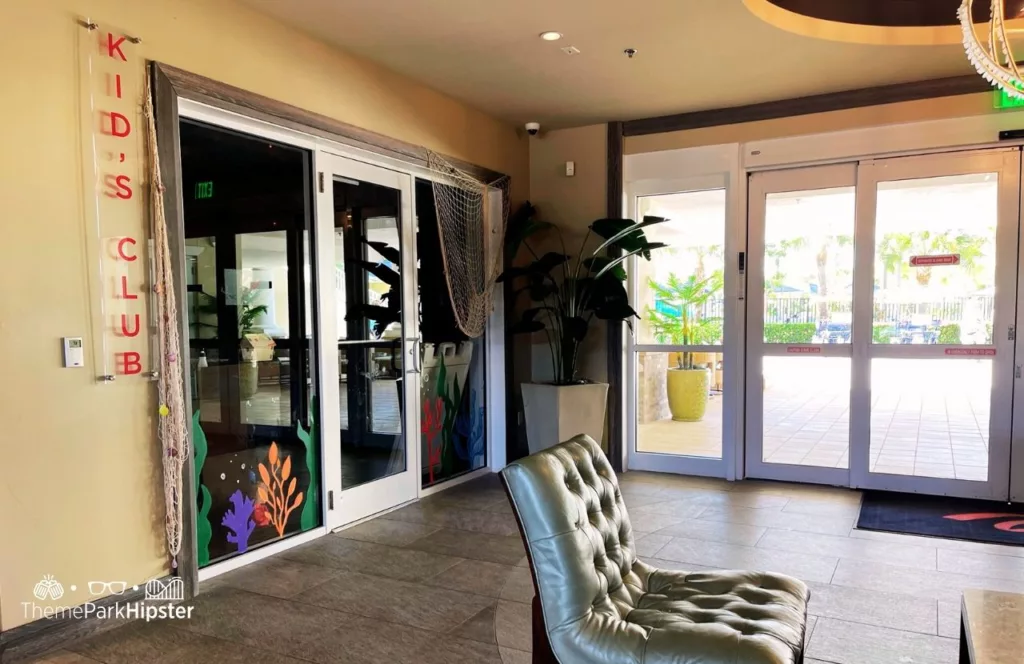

left=181, top=120, right=320, bottom=568
left=332, top=179, right=407, bottom=489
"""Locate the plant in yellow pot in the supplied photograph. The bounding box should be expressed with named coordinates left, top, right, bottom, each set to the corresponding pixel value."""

left=646, top=272, right=724, bottom=422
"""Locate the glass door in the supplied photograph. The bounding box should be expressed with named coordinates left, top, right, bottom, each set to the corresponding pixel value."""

left=746, top=165, right=857, bottom=486
left=182, top=119, right=322, bottom=567
left=316, top=154, right=419, bottom=528
left=627, top=175, right=741, bottom=476
left=851, top=150, right=1019, bottom=500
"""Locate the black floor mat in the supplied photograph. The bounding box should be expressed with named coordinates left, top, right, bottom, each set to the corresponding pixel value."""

left=857, top=491, right=1024, bottom=546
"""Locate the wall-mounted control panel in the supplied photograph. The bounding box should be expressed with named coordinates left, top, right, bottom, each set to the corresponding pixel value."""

left=62, top=337, right=84, bottom=368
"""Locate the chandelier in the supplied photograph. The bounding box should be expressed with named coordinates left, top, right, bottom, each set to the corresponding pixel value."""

left=960, top=0, right=1024, bottom=99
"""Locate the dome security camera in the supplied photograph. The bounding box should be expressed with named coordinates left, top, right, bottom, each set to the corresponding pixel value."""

left=525, top=122, right=540, bottom=136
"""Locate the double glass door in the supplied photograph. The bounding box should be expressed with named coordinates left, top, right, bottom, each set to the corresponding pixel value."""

left=316, top=154, right=420, bottom=528
left=627, top=147, right=1024, bottom=501
left=747, top=149, right=1021, bottom=501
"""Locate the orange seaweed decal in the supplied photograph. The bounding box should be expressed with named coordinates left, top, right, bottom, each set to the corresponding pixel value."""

left=257, top=442, right=304, bottom=537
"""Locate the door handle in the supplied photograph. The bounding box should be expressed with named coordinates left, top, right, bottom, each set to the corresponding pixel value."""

left=406, top=337, right=422, bottom=374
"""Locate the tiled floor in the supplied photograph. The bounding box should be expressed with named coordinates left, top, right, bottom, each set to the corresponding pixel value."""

left=637, top=393, right=724, bottom=457
left=636, top=359, right=991, bottom=481
left=30, top=470, right=1024, bottom=664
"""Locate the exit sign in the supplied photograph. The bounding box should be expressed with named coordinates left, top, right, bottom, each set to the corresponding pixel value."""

left=194, top=181, right=214, bottom=199
left=995, top=87, right=1024, bottom=110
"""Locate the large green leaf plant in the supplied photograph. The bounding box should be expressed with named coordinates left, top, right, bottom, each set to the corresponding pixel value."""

left=499, top=203, right=669, bottom=385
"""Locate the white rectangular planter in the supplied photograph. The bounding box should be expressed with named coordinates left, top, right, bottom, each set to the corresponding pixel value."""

left=521, top=382, right=609, bottom=454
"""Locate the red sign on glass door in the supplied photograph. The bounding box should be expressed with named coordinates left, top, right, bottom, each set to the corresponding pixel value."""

left=909, top=254, right=960, bottom=267
left=944, top=348, right=996, bottom=356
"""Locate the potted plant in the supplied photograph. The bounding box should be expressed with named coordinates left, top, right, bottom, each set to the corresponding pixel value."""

left=196, top=286, right=271, bottom=398
left=645, top=272, right=723, bottom=422
left=500, top=203, right=668, bottom=453
left=236, top=286, right=271, bottom=399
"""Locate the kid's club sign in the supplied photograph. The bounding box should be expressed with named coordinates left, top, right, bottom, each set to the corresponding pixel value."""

left=79, top=20, right=151, bottom=380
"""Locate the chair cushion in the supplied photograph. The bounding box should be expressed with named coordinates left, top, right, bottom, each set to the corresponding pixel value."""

left=629, top=562, right=809, bottom=662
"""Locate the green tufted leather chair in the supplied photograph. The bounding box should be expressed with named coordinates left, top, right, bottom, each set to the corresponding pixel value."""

left=501, top=435, right=810, bottom=664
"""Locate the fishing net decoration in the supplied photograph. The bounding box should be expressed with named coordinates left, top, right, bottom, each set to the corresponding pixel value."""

left=426, top=151, right=510, bottom=338
left=144, top=72, right=188, bottom=570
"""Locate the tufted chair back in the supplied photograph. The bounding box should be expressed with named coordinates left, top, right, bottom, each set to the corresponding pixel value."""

left=501, top=435, right=652, bottom=662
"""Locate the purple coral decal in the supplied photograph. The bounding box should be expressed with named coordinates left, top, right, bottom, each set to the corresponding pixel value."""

left=222, top=490, right=256, bottom=553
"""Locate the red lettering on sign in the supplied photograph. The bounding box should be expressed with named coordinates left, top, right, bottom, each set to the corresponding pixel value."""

left=120, top=276, right=138, bottom=300
left=117, top=237, right=137, bottom=262
left=120, top=314, right=140, bottom=337
left=106, top=111, right=131, bottom=138
left=910, top=254, right=960, bottom=267
left=118, top=351, right=142, bottom=375
left=104, top=174, right=133, bottom=200
left=106, top=33, right=127, bottom=61
left=944, top=348, right=996, bottom=357
left=115, top=73, right=122, bottom=99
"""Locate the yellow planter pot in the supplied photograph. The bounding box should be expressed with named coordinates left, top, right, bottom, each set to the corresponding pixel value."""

left=666, top=368, right=710, bottom=422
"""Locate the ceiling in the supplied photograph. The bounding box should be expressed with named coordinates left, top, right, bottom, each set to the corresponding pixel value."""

left=241, top=0, right=1002, bottom=128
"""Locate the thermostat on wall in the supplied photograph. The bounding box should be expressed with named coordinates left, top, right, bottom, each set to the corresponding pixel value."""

left=63, top=337, right=84, bottom=368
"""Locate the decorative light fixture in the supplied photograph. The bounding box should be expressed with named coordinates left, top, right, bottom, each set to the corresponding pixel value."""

left=959, top=0, right=1024, bottom=99
left=539, top=31, right=562, bottom=41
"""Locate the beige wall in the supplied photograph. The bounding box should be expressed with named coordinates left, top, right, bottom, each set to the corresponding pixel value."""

left=527, top=124, right=608, bottom=385
left=625, top=92, right=1000, bottom=154
left=0, top=0, right=526, bottom=631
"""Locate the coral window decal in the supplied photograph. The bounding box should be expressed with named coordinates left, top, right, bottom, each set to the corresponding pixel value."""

left=422, top=398, right=444, bottom=485
left=257, top=442, right=304, bottom=538
left=192, top=411, right=213, bottom=567
left=222, top=490, right=256, bottom=553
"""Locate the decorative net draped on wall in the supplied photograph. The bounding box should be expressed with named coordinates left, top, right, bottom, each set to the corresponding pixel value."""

left=426, top=151, right=510, bottom=338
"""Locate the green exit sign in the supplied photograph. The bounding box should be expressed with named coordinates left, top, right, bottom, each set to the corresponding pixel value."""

left=194, top=181, right=214, bottom=199
left=995, top=87, right=1024, bottom=110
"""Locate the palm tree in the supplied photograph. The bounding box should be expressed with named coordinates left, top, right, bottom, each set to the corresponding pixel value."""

left=765, top=237, right=806, bottom=297
left=878, top=233, right=912, bottom=289
left=815, top=234, right=853, bottom=320
left=645, top=272, right=724, bottom=370
left=689, top=244, right=723, bottom=282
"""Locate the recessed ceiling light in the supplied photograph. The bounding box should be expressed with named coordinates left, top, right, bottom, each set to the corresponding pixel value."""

left=539, top=31, right=562, bottom=41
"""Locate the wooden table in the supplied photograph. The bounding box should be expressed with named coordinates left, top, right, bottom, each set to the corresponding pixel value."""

left=961, top=589, right=1024, bottom=663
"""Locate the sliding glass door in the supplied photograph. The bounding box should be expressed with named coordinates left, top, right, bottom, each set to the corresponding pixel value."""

left=850, top=150, right=1019, bottom=500
left=746, top=150, right=1020, bottom=501
left=745, top=165, right=857, bottom=486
